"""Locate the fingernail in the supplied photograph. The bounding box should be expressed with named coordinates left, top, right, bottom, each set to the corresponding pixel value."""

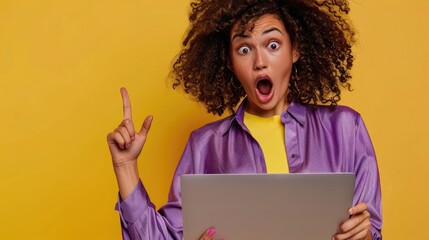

left=207, top=228, right=216, bottom=237
left=126, top=143, right=131, bottom=149
left=131, top=136, right=135, bottom=141
left=349, top=208, right=353, bottom=215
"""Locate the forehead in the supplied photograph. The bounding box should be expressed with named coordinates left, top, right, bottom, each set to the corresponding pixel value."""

left=230, top=14, right=286, bottom=37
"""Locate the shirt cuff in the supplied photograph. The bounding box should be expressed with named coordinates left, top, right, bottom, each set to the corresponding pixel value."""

left=370, top=226, right=382, bottom=240
left=115, top=180, right=150, bottom=226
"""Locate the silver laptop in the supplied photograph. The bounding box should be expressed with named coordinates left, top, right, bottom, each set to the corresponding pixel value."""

left=181, top=173, right=355, bottom=240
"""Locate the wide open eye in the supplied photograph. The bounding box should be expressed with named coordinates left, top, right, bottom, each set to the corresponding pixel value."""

left=268, top=41, right=280, bottom=50
left=238, top=46, right=251, bottom=55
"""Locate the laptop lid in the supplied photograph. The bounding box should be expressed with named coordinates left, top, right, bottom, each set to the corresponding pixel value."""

left=181, top=173, right=355, bottom=240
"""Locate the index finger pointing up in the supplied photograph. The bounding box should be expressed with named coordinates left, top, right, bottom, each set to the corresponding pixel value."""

left=120, top=87, right=132, bottom=119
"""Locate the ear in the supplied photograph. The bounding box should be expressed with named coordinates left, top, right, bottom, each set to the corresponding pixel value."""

left=292, top=45, right=300, bottom=63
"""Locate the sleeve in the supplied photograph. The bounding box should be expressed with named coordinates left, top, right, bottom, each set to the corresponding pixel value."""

left=353, top=115, right=383, bottom=240
left=114, top=133, right=197, bottom=240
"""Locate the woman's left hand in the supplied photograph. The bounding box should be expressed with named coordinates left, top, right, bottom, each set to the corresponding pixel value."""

left=332, top=202, right=372, bottom=240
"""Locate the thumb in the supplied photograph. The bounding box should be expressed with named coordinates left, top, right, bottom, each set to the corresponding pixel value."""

left=138, top=115, right=153, bottom=137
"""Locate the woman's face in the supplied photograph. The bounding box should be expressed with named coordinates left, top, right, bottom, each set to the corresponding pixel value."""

left=229, top=14, right=299, bottom=117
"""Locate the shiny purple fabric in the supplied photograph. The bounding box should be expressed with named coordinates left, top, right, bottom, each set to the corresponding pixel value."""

left=115, top=101, right=382, bottom=240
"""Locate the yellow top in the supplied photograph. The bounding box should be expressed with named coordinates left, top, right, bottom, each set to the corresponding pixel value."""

left=243, top=112, right=289, bottom=173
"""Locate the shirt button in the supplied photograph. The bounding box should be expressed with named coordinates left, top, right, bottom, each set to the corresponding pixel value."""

left=281, top=115, right=288, bottom=123
left=291, top=154, right=298, bottom=158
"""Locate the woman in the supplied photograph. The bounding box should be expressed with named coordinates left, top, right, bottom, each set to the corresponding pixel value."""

left=107, top=0, right=382, bottom=239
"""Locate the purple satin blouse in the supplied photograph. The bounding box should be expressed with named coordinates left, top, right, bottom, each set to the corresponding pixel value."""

left=115, top=101, right=382, bottom=240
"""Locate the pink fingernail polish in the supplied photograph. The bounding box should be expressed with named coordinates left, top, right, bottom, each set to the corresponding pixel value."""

left=207, top=228, right=216, bottom=237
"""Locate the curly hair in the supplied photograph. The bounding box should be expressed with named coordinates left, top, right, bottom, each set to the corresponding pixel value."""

left=171, top=0, right=355, bottom=115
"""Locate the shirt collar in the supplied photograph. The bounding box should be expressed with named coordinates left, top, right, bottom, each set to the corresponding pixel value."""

left=221, top=100, right=248, bottom=135
left=222, top=99, right=307, bottom=135
left=283, top=101, right=307, bottom=126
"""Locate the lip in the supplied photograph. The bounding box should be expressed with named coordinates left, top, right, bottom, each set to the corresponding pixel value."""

left=254, top=74, right=274, bottom=104
left=255, top=74, right=272, bottom=83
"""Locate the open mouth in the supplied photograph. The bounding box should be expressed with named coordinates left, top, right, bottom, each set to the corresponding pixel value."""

left=256, top=79, right=273, bottom=96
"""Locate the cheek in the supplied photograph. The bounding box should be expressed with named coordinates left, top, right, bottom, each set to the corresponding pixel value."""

left=274, top=52, right=293, bottom=74
left=232, top=61, right=251, bottom=78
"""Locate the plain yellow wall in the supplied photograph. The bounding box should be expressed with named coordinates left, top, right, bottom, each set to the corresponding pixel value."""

left=0, top=0, right=428, bottom=239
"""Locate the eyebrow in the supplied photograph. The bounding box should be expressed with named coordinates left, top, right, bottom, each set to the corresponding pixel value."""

left=231, top=27, right=283, bottom=41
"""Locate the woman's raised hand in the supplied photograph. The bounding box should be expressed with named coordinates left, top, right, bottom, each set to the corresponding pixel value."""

left=107, top=87, right=153, bottom=199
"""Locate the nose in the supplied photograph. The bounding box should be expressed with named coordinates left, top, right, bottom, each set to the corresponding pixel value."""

left=253, top=48, right=267, bottom=71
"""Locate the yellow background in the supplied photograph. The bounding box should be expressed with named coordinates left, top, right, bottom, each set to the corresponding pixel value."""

left=0, top=0, right=428, bottom=239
